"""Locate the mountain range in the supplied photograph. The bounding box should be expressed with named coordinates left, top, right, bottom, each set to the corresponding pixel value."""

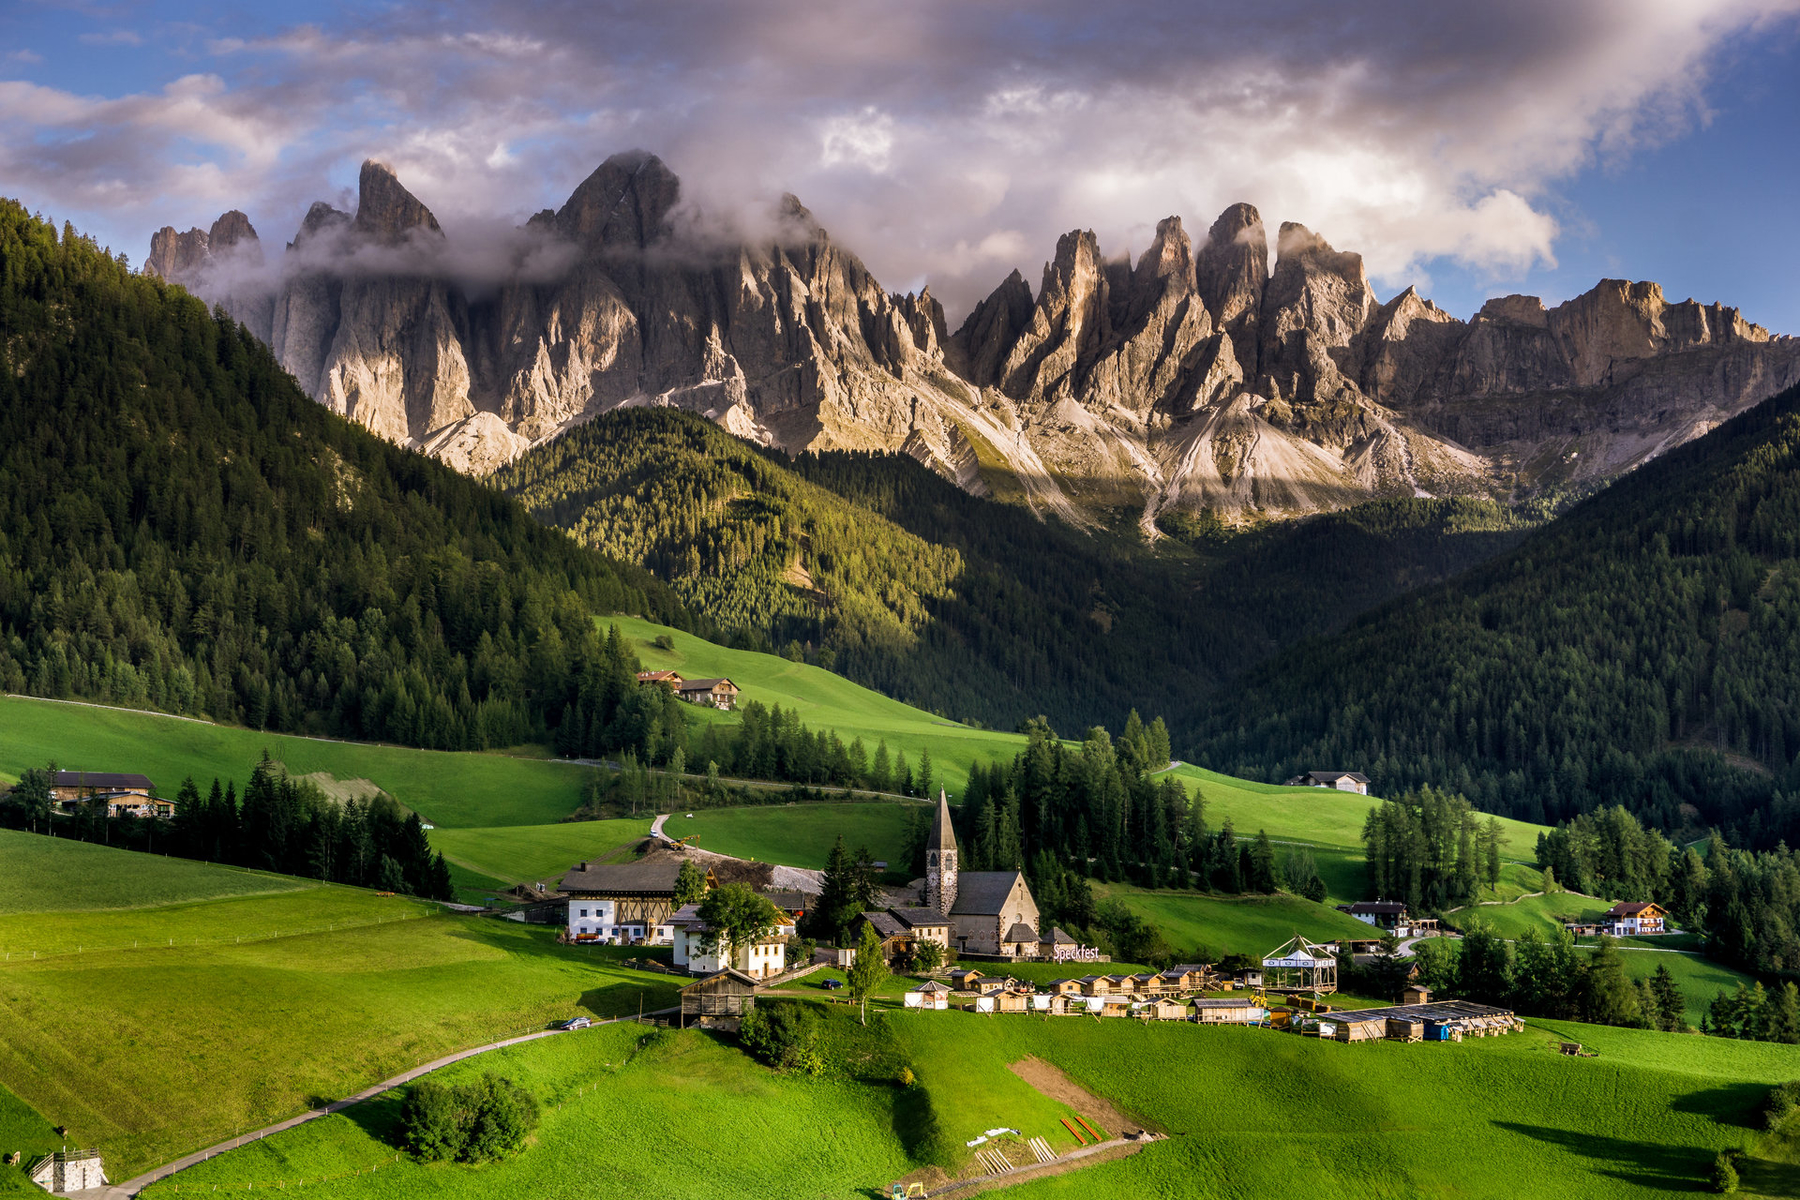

left=147, top=152, right=1800, bottom=529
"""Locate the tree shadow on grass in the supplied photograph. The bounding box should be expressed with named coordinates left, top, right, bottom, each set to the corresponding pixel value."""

left=340, top=1090, right=407, bottom=1150
left=1494, top=1122, right=1711, bottom=1192
left=1666, top=1081, right=1771, bottom=1130
left=1739, top=1155, right=1800, bottom=1196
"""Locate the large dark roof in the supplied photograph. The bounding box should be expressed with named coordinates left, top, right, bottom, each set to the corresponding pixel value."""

left=861, top=911, right=906, bottom=939
left=891, top=907, right=949, bottom=929
left=950, top=871, right=1023, bottom=916
left=1301, top=771, right=1369, bottom=784
left=762, top=889, right=813, bottom=911
left=1004, top=922, right=1039, bottom=944
left=678, top=677, right=734, bottom=690
left=1345, top=901, right=1407, bottom=915
left=51, top=771, right=152, bottom=790
left=561, top=859, right=682, bottom=895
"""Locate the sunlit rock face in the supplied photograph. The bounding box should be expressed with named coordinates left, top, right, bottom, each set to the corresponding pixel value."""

left=156, top=157, right=1800, bottom=527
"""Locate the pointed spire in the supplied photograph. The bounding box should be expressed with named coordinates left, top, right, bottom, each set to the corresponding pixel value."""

left=931, top=788, right=957, bottom=853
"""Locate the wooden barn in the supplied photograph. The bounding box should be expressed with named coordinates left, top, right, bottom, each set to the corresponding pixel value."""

left=1190, top=997, right=1267, bottom=1025
left=1049, top=978, right=1087, bottom=997
left=679, top=969, right=761, bottom=1028
left=950, top=967, right=986, bottom=992
left=1142, top=998, right=1190, bottom=1021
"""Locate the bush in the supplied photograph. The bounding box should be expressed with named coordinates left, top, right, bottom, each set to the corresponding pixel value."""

left=400, top=1073, right=540, bottom=1163
left=1759, top=1080, right=1800, bottom=1130
left=653, top=634, right=675, bottom=651
left=739, top=1001, right=824, bottom=1076
left=1708, top=1150, right=1741, bottom=1194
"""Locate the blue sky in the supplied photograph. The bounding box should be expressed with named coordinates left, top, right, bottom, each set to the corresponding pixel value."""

left=4, top=0, right=1798, bottom=329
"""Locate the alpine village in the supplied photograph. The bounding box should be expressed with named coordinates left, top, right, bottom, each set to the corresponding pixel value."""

left=5, top=5, right=1800, bottom=1199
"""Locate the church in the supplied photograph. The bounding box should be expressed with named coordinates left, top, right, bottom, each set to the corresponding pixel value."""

left=923, top=789, right=1059, bottom=958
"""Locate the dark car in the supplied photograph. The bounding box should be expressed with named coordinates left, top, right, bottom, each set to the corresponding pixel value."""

left=820, top=977, right=845, bottom=990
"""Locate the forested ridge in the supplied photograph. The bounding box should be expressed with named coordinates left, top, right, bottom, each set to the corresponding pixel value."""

left=498, top=407, right=1534, bottom=733
left=1195, top=381, right=1800, bottom=842
left=0, top=201, right=688, bottom=750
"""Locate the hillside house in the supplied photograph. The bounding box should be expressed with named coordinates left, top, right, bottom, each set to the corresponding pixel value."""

left=676, top=678, right=739, bottom=710
left=763, top=889, right=813, bottom=922
left=1601, top=901, right=1668, bottom=935
left=1339, top=900, right=1412, bottom=935
left=50, top=771, right=171, bottom=818
left=1285, top=770, right=1371, bottom=795
left=561, top=860, right=714, bottom=944
left=679, top=969, right=760, bottom=1028
left=635, top=670, right=685, bottom=690
left=669, top=902, right=792, bottom=978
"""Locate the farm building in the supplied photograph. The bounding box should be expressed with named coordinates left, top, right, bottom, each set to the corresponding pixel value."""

left=1284, top=770, right=1371, bottom=795
left=1601, top=901, right=1668, bottom=935
left=762, top=889, right=813, bottom=921
left=858, top=911, right=917, bottom=966
left=561, top=859, right=714, bottom=944
left=635, top=670, right=685, bottom=690
left=1263, top=936, right=1338, bottom=994
left=905, top=980, right=953, bottom=1009
left=668, top=903, right=790, bottom=979
left=1325, top=999, right=1521, bottom=1043
left=27, top=1149, right=108, bottom=1192
left=1191, top=997, right=1267, bottom=1024
left=679, top=969, right=761, bottom=1028
left=49, top=771, right=171, bottom=818
left=950, top=967, right=986, bottom=991
left=676, top=677, right=740, bottom=709
left=1142, top=998, right=1189, bottom=1021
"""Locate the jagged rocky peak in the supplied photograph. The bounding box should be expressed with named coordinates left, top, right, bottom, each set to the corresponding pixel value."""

left=1196, top=202, right=1268, bottom=373
left=207, top=211, right=262, bottom=261
left=293, top=200, right=353, bottom=249
left=144, top=226, right=210, bottom=281
left=353, top=160, right=443, bottom=245
left=556, top=149, right=681, bottom=249
left=949, top=269, right=1034, bottom=387
left=1126, top=216, right=1196, bottom=314
left=1258, top=221, right=1377, bottom=404
left=1478, top=294, right=1549, bottom=327
left=997, top=228, right=1110, bottom=401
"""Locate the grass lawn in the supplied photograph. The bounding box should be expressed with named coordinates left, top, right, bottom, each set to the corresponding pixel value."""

left=892, top=1013, right=1800, bottom=1199
left=668, top=802, right=924, bottom=872
left=139, top=1024, right=917, bottom=1200
left=0, top=695, right=606, bottom=830
left=1091, top=884, right=1374, bottom=959
left=425, top=819, right=654, bottom=886
left=0, top=829, right=311, bottom=913
left=1447, top=890, right=1608, bottom=939
left=1162, top=763, right=1548, bottom=855
left=613, top=616, right=1044, bottom=785
left=1580, top=945, right=1757, bottom=1028
left=0, top=839, right=679, bottom=1177
left=0, top=1081, right=59, bottom=1196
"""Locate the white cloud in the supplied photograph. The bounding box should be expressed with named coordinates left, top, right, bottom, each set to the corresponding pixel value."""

left=5, top=0, right=1797, bottom=318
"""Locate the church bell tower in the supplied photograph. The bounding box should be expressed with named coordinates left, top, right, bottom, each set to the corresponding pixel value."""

left=925, top=788, right=958, bottom=915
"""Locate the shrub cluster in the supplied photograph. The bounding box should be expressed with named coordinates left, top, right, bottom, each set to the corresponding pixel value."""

left=400, top=1073, right=540, bottom=1164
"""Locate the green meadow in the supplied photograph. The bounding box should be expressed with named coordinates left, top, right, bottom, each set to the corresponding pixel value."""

left=0, top=695, right=606, bottom=830
left=0, top=828, right=311, bottom=913
left=125, top=1000, right=1800, bottom=1200
left=615, top=615, right=1047, bottom=783
left=667, top=801, right=923, bottom=871
left=1091, top=883, right=1376, bottom=959
left=0, top=1081, right=59, bottom=1196
left=426, top=819, right=654, bottom=885
left=0, top=836, right=680, bottom=1176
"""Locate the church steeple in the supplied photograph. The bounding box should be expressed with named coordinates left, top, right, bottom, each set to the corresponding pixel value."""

left=925, top=789, right=958, bottom=915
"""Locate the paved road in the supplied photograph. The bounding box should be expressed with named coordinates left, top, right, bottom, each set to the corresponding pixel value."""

left=93, top=1009, right=678, bottom=1198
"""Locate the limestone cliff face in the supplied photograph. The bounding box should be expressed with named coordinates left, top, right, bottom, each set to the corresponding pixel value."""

left=157, top=155, right=1800, bottom=528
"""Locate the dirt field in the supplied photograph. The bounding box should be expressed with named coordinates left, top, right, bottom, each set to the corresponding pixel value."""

left=1008, top=1055, right=1151, bottom=1137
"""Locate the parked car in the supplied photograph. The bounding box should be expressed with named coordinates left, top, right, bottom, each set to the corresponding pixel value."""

left=558, top=1017, right=592, bottom=1030
left=820, top=977, right=845, bottom=990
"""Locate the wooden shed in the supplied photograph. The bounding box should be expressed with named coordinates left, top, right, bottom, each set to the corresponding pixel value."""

left=1050, top=978, right=1086, bottom=997
left=1143, top=998, right=1189, bottom=1021
left=950, top=967, right=986, bottom=992
left=1190, top=997, right=1267, bottom=1025
left=679, top=968, right=760, bottom=1027
left=1077, top=974, right=1112, bottom=997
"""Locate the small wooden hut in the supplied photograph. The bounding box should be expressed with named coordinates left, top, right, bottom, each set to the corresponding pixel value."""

left=680, top=969, right=760, bottom=1028
left=1190, top=997, right=1267, bottom=1025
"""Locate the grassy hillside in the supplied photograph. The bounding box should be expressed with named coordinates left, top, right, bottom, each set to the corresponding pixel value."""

left=125, top=1000, right=1800, bottom=1200
left=425, top=819, right=653, bottom=886
left=0, top=695, right=606, bottom=829
left=0, top=835, right=680, bottom=1175
left=667, top=803, right=920, bottom=872
left=0, top=828, right=310, bottom=912
left=0, top=1081, right=58, bottom=1196
left=1091, top=883, right=1376, bottom=959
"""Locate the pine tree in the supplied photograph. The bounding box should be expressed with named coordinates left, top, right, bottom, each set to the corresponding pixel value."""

left=1649, top=964, right=1687, bottom=1032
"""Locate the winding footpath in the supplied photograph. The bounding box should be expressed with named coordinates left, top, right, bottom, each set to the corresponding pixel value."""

left=87, top=1010, right=677, bottom=1199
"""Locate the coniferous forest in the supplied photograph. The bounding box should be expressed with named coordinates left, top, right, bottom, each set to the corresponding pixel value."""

left=1196, top=383, right=1800, bottom=844
left=0, top=201, right=690, bottom=753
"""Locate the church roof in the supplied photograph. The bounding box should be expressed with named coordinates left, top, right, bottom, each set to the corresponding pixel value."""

left=950, top=871, right=1024, bottom=916
left=930, top=789, right=957, bottom=853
